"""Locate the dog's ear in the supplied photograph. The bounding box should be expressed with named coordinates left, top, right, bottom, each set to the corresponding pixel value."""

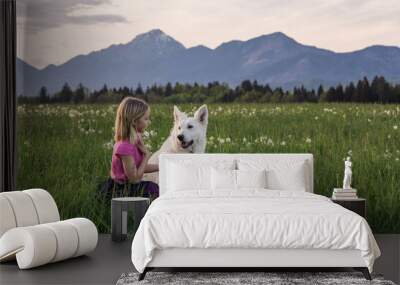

left=194, top=104, right=208, bottom=125
left=173, top=105, right=185, bottom=122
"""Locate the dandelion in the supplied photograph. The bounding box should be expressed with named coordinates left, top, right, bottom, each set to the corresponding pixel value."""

left=267, top=138, right=274, bottom=146
left=225, top=137, right=231, bottom=143
left=305, top=137, right=312, bottom=144
left=348, top=150, right=353, bottom=156
left=314, top=116, right=319, bottom=120
left=243, top=137, right=247, bottom=143
left=68, top=110, right=78, bottom=118
left=280, top=141, right=286, bottom=146
left=143, top=131, right=150, bottom=138
left=103, top=139, right=114, bottom=150
left=394, top=125, right=398, bottom=130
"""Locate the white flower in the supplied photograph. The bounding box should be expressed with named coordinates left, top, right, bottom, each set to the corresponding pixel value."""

left=314, top=116, right=319, bottom=120
left=225, top=137, right=231, bottom=143
left=305, top=137, right=312, bottom=144
left=394, top=125, right=398, bottom=130
left=103, top=140, right=114, bottom=150
left=280, top=141, right=286, bottom=146
left=348, top=150, right=353, bottom=156
left=267, top=138, right=274, bottom=145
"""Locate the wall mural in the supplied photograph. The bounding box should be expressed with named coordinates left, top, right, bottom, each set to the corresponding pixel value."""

left=16, top=0, right=400, bottom=233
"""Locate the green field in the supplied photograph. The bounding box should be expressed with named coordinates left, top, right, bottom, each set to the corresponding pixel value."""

left=16, top=103, right=400, bottom=233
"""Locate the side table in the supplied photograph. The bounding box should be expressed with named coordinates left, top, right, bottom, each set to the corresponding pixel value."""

left=111, top=197, right=150, bottom=242
left=331, top=197, right=366, bottom=219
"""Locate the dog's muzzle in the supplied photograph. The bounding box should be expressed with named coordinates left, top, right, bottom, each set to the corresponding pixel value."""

left=181, top=140, right=194, bottom=149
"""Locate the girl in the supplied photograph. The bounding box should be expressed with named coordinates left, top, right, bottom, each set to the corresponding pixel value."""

left=101, top=97, right=159, bottom=200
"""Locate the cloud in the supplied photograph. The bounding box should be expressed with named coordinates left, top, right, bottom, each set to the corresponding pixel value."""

left=17, top=0, right=128, bottom=32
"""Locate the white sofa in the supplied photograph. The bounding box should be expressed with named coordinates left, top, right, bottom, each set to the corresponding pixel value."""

left=0, top=188, right=98, bottom=269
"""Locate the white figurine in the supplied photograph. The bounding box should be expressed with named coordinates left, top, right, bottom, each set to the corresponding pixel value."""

left=342, top=156, right=352, bottom=189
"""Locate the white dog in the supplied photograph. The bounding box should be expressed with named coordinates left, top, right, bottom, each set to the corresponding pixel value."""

left=142, top=104, right=208, bottom=184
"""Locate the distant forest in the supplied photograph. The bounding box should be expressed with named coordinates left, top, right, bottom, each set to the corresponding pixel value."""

left=18, top=76, right=400, bottom=104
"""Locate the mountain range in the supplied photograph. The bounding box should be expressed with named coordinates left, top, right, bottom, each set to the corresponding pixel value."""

left=17, top=29, right=400, bottom=96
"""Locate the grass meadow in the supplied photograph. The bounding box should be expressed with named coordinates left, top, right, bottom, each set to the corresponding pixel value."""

left=16, top=103, right=400, bottom=234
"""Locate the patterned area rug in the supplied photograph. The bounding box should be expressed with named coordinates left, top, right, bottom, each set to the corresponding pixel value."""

left=116, top=271, right=396, bottom=285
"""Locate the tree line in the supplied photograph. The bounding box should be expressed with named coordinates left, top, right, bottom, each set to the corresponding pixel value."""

left=18, top=76, right=400, bottom=104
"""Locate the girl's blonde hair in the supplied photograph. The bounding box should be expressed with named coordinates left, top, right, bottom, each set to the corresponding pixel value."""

left=114, top=97, right=149, bottom=144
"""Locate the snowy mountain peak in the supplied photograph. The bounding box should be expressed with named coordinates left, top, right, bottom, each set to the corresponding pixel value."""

left=132, top=29, right=174, bottom=44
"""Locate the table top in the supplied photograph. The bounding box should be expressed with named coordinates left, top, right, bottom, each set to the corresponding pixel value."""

left=112, top=197, right=150, bottom=202
left=331, top=197, right=366, bottom=202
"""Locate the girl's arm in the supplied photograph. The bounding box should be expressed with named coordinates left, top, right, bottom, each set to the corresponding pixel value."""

left=145, top=163, right=159, bottom=173
left=120, top=154, right=150, bottom=183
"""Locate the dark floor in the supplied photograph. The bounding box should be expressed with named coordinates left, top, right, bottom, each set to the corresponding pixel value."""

left=0, top=234, right=399, bottom=285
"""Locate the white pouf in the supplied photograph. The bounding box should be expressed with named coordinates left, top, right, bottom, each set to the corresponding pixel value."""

left=0, top=189, right=98, bottom=269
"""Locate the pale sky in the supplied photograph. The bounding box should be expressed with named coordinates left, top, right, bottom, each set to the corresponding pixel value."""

left=17, top=0, right=400, bottom=69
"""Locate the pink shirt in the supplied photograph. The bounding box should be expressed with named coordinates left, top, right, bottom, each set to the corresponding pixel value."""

left=111, top=134, right=144, bottom=183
